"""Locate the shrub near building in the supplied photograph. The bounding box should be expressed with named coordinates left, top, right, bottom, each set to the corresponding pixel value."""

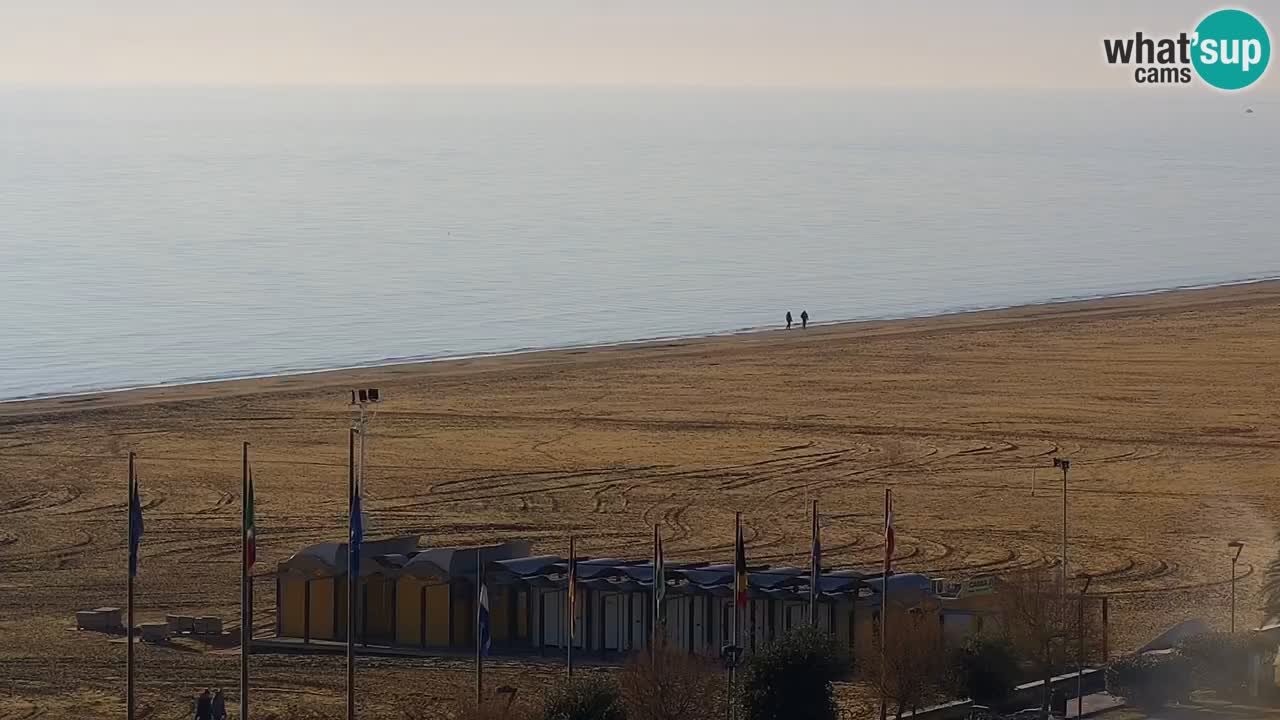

left=1105, top=653, right=1193, bottom=711
left=736, top=626, right=846, bottom=720
left=946, top=637, right=1021, bottom=707
left=1176, top=631, right=1274, bottom=699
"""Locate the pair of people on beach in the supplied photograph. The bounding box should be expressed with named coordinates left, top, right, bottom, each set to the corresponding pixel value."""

left=194, top=688, right=226, bottom=720
left=785, top=310, right=809, bottom=330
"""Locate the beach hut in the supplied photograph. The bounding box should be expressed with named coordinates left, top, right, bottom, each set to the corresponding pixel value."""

left=275, top=535, right=419, bottom=642
left=274, top=536, right=529, bottom=647
left=272, top=536, right=953, bottom=666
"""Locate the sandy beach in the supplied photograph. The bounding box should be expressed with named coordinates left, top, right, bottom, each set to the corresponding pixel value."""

left=3, top=281, right=1280, bottom=718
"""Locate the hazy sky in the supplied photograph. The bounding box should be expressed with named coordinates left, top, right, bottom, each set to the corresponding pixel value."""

left=1, top=1, right=1274, bottom=90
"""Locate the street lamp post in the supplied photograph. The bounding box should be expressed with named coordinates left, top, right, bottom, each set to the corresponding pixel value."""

left=1053, top=457, right=1071, bottom=600
left=1229, top=541, right=1245, bottom=632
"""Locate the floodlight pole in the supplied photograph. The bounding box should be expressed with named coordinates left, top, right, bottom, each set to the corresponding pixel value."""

left=349, top=388, right=381, bottom=517
left=353, top=399, right=368, bottom=505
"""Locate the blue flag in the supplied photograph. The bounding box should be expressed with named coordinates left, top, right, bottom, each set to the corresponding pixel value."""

left=128, top=472, right=143, bottom=577
left=349, top=480, right=363, bottom=580
left=478, top=583, right=491, bottom=656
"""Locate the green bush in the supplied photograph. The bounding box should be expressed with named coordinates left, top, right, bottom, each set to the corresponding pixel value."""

left=1176, top=631, right=1267, bottom=697
left=541, top=673, right=626, bottom=720
left=946, top=637, right=1021, bottom=706
left=1106, top=653, right=1192, bottom=711
left=736, top=625, right=846, bottom=720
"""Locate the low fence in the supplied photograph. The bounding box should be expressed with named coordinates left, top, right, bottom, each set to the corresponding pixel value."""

left=853, top=667, right=1110, bottom=720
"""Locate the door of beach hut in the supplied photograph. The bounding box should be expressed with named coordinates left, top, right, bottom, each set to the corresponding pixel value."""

left=541, top=588, right=564, bottom=648
left=603, top=594, right=622, bottom=651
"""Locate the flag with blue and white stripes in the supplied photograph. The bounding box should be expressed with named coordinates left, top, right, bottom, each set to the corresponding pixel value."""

left=478, top=583, right=491, bottom=656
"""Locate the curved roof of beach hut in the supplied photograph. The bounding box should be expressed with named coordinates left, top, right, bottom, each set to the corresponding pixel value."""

left=580, top=576, right=646, bottom=593
left=403, top=540, right=533, bottom=579
left=678, top=564, right=735, bottom=586
left=750, top=567, right=807, bottom=589
left=277, top=535, right=421, bottom=577
left=615, top=560, right=707, bottom=583
left=816, top=573, right=863, bottom=595
left=493, top=554, right=562, bottom=577
left=468, top=553, right=884, bottom=603
left=862, top=573, right=933, bottom=598
left=618, top=564, right=654, bottom=583
left=576, top=558, right=640, bottom=579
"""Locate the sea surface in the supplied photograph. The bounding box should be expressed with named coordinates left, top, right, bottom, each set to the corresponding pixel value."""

left=2, top=87, right=1278, bottom=401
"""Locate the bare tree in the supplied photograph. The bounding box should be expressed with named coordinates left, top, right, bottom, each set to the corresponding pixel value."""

left=619, top=638, right=727, bottom=720
left=861, top=606, right=947, bottom=719
left=997, top=569, right=1086, bottom=720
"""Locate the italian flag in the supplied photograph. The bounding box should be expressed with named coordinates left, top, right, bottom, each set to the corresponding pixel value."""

left=245, top=467, right=256, bottom=572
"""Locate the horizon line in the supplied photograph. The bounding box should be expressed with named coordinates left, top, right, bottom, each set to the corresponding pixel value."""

left=0, top=80, right=1235, bottom=93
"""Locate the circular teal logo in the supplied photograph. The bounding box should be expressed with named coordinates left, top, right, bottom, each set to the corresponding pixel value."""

left=1192, top=9, right=1270, bottom=90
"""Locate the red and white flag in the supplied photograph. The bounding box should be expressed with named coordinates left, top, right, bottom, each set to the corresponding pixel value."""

left=883, top=489, right=895, bottom=576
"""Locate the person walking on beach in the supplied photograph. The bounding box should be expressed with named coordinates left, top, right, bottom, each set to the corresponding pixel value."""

left=211, top=689, right=227, bottom=720
left=195, top=689, right=213, bottom=720
left=786, top=311, right=793, bottom=330
left=800, top=310, right=809, bottom=329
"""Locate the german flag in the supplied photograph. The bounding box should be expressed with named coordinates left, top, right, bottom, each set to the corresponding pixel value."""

left=734, top=513, right=748, bottom=608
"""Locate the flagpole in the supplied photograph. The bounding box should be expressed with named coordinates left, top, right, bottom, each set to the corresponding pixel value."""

left=733, top=513, right=739, bottom=655
left=731, top=512, right=741, bottom=720
left=879, top=489, right=890, bottom=720
left=347, top=429, right=356, bottom=720
left=566, top=535, right=575, bottom=678
left=241, top=441, right=251, bottom=720
left=127, top=452, right=136, bottom=720
left=810, top=499, right=819, bottom=626
left=476, top=548, right=483, bottom=709
left=651, top=523, right=659, bottom=654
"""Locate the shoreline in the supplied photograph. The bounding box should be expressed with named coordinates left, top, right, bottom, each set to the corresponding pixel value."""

left=7, top=276, right=1280, bottom=416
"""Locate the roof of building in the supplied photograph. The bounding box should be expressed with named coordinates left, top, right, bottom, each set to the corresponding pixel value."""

left=278, top=537, right=931, bottom=602
left=278, top=535, right=422, bottom=577
left=489, top=555, right=921, bottom=602
left=277, top=537, right=529, bottom=578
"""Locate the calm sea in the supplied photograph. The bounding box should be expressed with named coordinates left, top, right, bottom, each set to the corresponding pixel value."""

left=2, top=87, right=1278, bottom=401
